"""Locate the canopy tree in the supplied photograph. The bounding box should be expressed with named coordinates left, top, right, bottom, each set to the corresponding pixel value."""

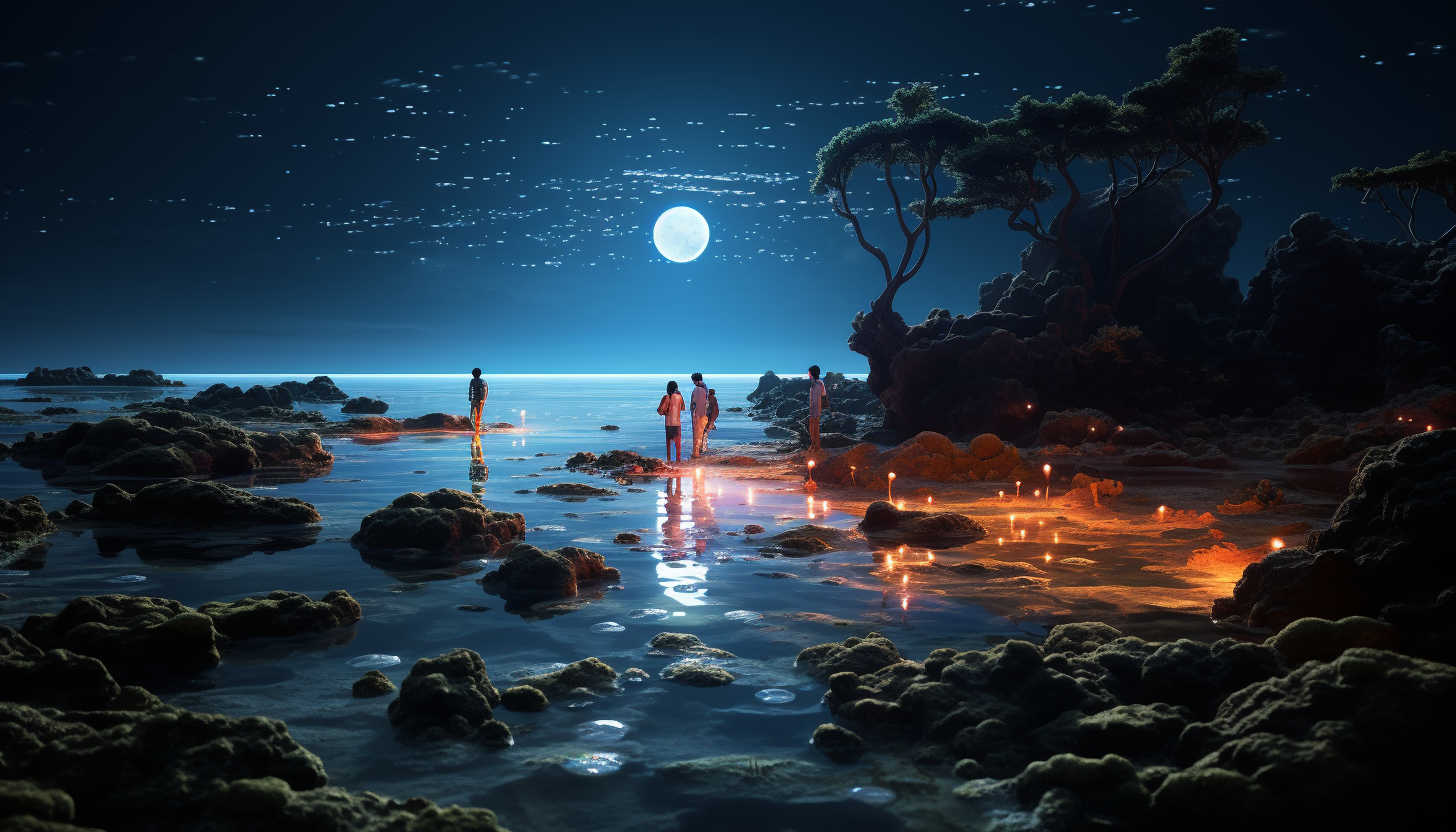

left=926, top=28, right=1283, bottom=313
left=811, top=83, right=987, bottom=394
left=1331, top=150, right=1456, bottom=247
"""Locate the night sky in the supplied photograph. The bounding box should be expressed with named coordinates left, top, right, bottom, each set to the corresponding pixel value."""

left=2, top=1, right=1450, bottom=374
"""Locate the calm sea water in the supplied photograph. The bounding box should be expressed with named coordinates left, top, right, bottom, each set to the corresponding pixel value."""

left=1, top=375, right=1010, bottom=829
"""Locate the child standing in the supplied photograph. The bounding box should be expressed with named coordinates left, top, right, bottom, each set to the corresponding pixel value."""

left=468, top=368, right=488, bottom=433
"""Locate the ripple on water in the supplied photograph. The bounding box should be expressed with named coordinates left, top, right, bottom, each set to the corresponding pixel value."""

left=576, top=719, right=628, bottom=742
left=105, top=574, right=147, bottom=584
left=347, top=654, right=402, bottom=670
left=509, top=662, right=568, bottom=679
left=1, top=570, right=30, bottom=578
left=755, top=688, right=796, bottom=704
left=848, top=786, right=896, bottom=806
left=627, top=608, right=670, bottom=620
left=589, top=621, right=625, bottom=633
left=562, top=752, right=623, bottom=776
left=724, top=610, right=763, bottom=622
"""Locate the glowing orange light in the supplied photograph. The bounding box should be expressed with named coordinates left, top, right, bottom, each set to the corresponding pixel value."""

left=1427, top=425, right=1434, bottom=432
left=1045, top=553, right=1052, bottom=562
left=1026, top=403, right=1033, bottom=410
left=1038, top=520, right=1044, bottom=527
left=1020, top=529, right=1026, bottom=540
left=901, top=596, right=908, bottom=611
left=1034, top=489, right=1041, bottom=498
left=808, top=460, right=815, bottom=468
left=901, top=574, right=908, bottom=586
left=999, top=490, right=1005, bottom=500
left=1054, top=533, right=1059, bottom=544
left=897, top=500, right=906, bottom=510
left=886, top=555, right=894, bottom=571
left=822, top=500, right=828, bottom=511
left=887, top=472, right=896, bottom=501
left=1158, top=505, right=1167, bottom=521
left=1271, top=538, right=1285, bottom=550
left=1116, top=425, right=1124, bottom=432
left=898, top=545, right=906, bottom=555
left=927, top=552, right=934, bottom=562
left=927, top=496, right=933, bottom=505
left=1015, top=481, right=1022, bottom=498
left=998, top=537, right=1004, bottom=546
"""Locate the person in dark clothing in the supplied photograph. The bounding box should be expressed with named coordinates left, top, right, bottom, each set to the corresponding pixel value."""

left=706, top=388, right=720, bottom=442
left=468, top=368, right=488, bottom=433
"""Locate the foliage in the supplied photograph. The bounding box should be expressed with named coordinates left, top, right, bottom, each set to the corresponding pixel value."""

left=1074, top=324, right=1146, bottom=367
left=1331, top=150, right=1456, bottom=246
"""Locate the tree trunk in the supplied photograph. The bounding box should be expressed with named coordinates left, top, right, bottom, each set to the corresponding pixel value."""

left=848, top=301, right=908, bottom=400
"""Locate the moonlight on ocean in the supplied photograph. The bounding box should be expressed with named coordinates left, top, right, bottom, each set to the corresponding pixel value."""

left=1, top=2, right=1453, bottom=832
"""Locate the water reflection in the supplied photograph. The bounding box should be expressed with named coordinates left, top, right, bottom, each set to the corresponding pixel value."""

left=654, top=475, right=720, bottom=606
left=469, top=435, right=489, bottom=494
left=95, top=528, right=321, bottom=563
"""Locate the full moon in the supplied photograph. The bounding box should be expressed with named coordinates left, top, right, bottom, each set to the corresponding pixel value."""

left=652, top=206, right=710, bottom=263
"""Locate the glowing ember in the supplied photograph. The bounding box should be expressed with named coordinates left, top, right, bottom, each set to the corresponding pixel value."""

left=887, top=472, right=896, bottom=501
left=927, top=552, right=934, bottom=562
left=901, top=596, right=908, bottom=611
left=898, top=546, right=906, bottom=555
left=1054, top=533, right=1059, bottom=544
left=897, top=500, right=905, bottom=510
left=927, top=496, right=933, bottom=505
left=1034, top=489, right=1041, bottom=498
left=999, top=490, right=1005, bottom=500
left=822, top=500, right=829, bottom=511
left=1020, top=529, right=1026, bottom=540
left=1026, top=403, right=1033, bottom=409
left=1044, top=553, right=1051, bottom=562
left=1428, top=425, right=1434, bottom=431
left=998, top=537, right=1004, bottom=546
left=1038, top=520, right=1044, bottom=527
left=1271, top=538, right=1285, bottom=550
left=886, top=555, right=894, bottom=571
left=901, top=574, right=908, bottom=586
left=1158, top=505, right=1167, bottom=521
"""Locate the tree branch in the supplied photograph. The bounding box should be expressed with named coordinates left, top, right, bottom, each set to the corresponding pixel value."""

left=833, top=185, right=894, bottom=283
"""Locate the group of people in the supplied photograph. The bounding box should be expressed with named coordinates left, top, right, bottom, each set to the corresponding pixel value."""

left=467, top=364, right=832, bottom=462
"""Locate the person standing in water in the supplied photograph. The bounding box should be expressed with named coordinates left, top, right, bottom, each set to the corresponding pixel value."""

left=468, top=368, right=488, bottom=433
left=706, top=388, right=720, bottom=439
left=807, top=365, right=830, bottom=452
left=657, top=380, right=686, bottom=463
left=689, top=372, right=710, bottom=459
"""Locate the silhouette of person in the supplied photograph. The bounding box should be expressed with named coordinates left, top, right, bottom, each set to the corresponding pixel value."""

left=807, top=365, right=830, bottom=452
left=468, top=368, right=488, bottom=434
left=689, top=372, right=709, bottom=458
left=657, top=380, right=686, bottom=463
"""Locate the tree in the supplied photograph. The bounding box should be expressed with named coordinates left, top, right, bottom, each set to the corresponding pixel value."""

left=811, top=83, right=986, bottom=395
left=1331, top=150, right=1456, bottom=247
left=929, top=28, right=1282, bottom=313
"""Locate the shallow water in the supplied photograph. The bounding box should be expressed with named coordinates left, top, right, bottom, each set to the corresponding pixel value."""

left=1, top=374, right=1025, bottom=830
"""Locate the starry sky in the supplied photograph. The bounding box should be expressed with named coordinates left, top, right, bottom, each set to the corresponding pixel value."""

left=2, top=0, right=1450, bottom=374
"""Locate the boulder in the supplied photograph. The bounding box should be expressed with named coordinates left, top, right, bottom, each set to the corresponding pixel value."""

left=352, top=489, right=525, bottom=563
left=1037, top=408, right=1116, bottom=447
left=795, top=632, right=904, bottom=682
left=1262, top=616, right=1400, bottom=666
left=9, top=412, right=332, bottom=486
left=277, top=375, right=349, bottom=403
left=352, top=670, right=396, bottom=698
left=398, top=412, right=472, bottom=431
left=818, top=432, right=1023, bottom=488
left=649, top=632, right=735, bottom=659
left=513, top=657, right=618, bottom=698
left=811, top=724, right=867, bottom=764
left=17, top=367, right=184, bottom=387
left=536, top=483, right=619, bottom=497
left=1, top=495, right=57, bottom=553
left=565, top=451, right=597, bottom=468
left=21, top=595, right=222, bottom=673
left=198, top=590, right=361, bottom=640
left=613, top=532, right=641, bottom=545
left=480, top=545, right=619, bottom=599
left=84, top=479, right=321, bottom=527
left=858, top=500, right=987, bottom=548
left=594, top=449, right=667, bottom=472
left=386, top=648, right=510, bottom=745
left=499, top=684, right=550, bottom=712
left=1214, top=429, right=1456, bottom=661
left=747, top=371, right=783, bottom=401
left=339, top=396, right=389, bottom=414
left=661, top=660, right=735, bottom=687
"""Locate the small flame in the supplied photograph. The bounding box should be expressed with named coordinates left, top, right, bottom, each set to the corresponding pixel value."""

left=1026, top=403, right=1033, bottom=409
left=927, top=496, right=933, bottom=505
left=1034, top=489, right=1041, bottom=498
left=808, top=460, right=815, bottom=468
left=901, top=596, right=908, bottom=611
left=1020, top=529, right=1026, bottom=540
left=897, top=500, right=905, bottom=510
left=998, top=537, right=1004, bottom=546
left=927, top=552, right=934, bottom=562
left=1054, top=533, right=1059, bottom=544
left=1045, top=553, right=1051, bottom=562
left=1271, top=538, right=1285, bottom=550
left=1043, top=464, right=1051, bottom=474
left=822, top=500, right=828, bottom=511
left=901, top=574, right=908, bottom=586
left=888, top=472, right=896, bottom=480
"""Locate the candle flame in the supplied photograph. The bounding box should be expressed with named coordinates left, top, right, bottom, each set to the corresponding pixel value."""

left=1034, top=489, right=1041, bottom=498
left=901, top=596, right=908, bottom=611
left=998, top=537, right=1004, bottom=546
left=808, top=460, right=815, bottom=468
left=1043, top=464, right=1051, bottom=474
left=888, top=472, right=896, bottom=480
left=1020, top=529, right=1026, bottom=540
left=927, top=552, right=934, bottom=562
left=1045, top=553, right=1051, bottom=562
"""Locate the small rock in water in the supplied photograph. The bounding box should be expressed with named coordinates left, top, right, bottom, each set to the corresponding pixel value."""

left=590, top=621, right=626, bottom=633
left=614, top=532, right=641, bottom=544
left=754, top=572, right=795, bottom=579
left=412, top=470, right=427, bottom=474
left=724, top=610, right=763, bottom=622
left=848, top=786, right=896, bottom=805
left=500, top=685, right=550, bottom=712
left=457, top=604, right=490, bottom=612
left=105, top=574, right=147, bottom=583
left=755, top=688, right=796, bottom=704
left=576, top=719, right=628, bottom=742
left=562, top=752, right=623, bottom=776
left=514, top=489, right=532, bottom=494
left=347, top=654, right=402, bottom=670
left=352, top=670, right=397, bottom=698
left=627, top=608, right=670, bottom=620
left=622, top=667, right=650, bottom=682
left=565, top=701, right=594, bottom=710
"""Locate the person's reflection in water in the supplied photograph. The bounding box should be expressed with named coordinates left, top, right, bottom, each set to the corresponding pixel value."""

left=662, top=476, right=686, bottom=552
left=469, top=435, right=489, bottom=495
left=691, top=475, right=718, bottom=558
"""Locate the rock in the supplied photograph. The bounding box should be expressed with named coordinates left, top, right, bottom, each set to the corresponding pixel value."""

left=743, top=524, right=765, bottom=535
left=536, top=483, right=619, bottom=497
left=21, top=595, right=222, bottom=673
left=1067, top=473, right=1124, bottom=503
left=1262, top=615, right=1400, bottom=666
left=514, top=657, right=618, bottom=698
left=351, top=670, right=396, bottom=698
left=649, top=632, right=735, bottom=659
left=953, top=758, right=985, bottom=779
left=661, top=660, right=735, bottom=687
left=339, top=396, right=389, bottom=414
left=1015, top=753, right=1150, bottom=822
left=1043, top=622, right=1125, bottom=655
left=858, top=500, right=987, bottom=548
left=0, top=625, right=121, bottom=710
left=599, top=424, right=619, bottom=431
left=593, top=449, right=666, bottom=472
left=1124, top=442, right=1235, bottom=470
left=1150, top=767, right=1278, bottom=831
left=0, top=779, right=85, bottom=829
left=966, top=433, right=1005, bottom=459
left=17, top=367, right=184, bottom=387
left=1037, top=409, right=1116, bottom=447
left=198, top=590, right=361, bottom=640
left=83, top=479, right=321, bottom=527
left=480, top=544, right=620, bottom=599
left=277, top=375, right=349, bottom=403
left=613, top=532, right=640, bottom=544
left=387, top=648, right=509, bottom=744
left=1, top=495, right=57, bottom=553
left=352, top=489, right=525, bottom=563
left=795, top=632, right=904, bottom=682
left=1110, top=426, right=1164, bottom=447
left=819, top=432, right=1023, bottom=489
left=1214, top=429, right=1456, bottom=661
left=766, top=524, right=855, bottom=555
left=811, top=724, right=867, bottom=764
left=1215, top=479, right=1282, bottom=514
left=565, top=452, right=597, bottom=468
left=39, top=406, right=80, bottom=416
left=499, top=684, right=550, bottom=712
left=398, top=412, right=473, bottom=431
left=9, top=412, right=333, bottom=486
left=747, top=371, right=783, bottom=400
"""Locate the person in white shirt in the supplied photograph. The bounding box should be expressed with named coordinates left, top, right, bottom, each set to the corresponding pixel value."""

left=657, top=380, right=686, bottom=463
left=807, top=365, right=830, bottom=452
left=689, top=372, right=710, bottom=459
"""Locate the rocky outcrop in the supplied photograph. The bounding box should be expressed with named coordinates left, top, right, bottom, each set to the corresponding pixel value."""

left=746, top=371, right=884, bottom=446
left=198, top=590, right=361, bottom=640
left=747, top=371, right=783, bottom=400
left=818, top=431, right=1024, bottom=488
left=9, top=411, right=332, bottom=486
left=811, top=723, right=867, bottom=764
left=278, top=376, right=349, bottom=403
left=536, top=483, right=618, bottom=497
left=1215, top=429, right=1456, bottom=661
left=352, top=489, right=525, bottom=564
left=352, top=670, right=396, bottom=698
left=1, top=495, right=57, bottom=553
left=858, top=500, right=987, bottom=548
left=79, top=479, right=321, bottom=527
left=21, top=595, right=223, bottom=673
left=593, top=449, right=667, bottom=473
left=1037, top=408, right=1117, bottom=447
left=512, top=657, right=618, bottom=698
left=387, top=649, right=511, bottom=745
left=322, top=413, right=473, bottom=435
left=340, top=396, right=389, bottom=414
left=0, top=627, right=507, bottom=831
left=479, top=545, right=619, bottom=599
left=499, top=684, right=549, bottom=712
left=16, top=367, right=184, bottom=387
left=661, top=660, right=735, bottom=687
